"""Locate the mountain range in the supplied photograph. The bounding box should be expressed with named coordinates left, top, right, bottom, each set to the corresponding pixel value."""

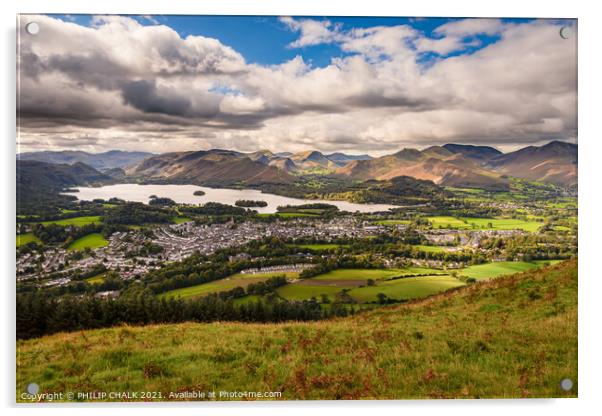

left=17, top=141, right=577, bottom=190
left=18, top=150, right=154, bottom=171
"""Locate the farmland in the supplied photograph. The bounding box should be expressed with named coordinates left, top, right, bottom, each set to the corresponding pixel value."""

left=426, top=216, right=543, bottom=232
left=37, top=215, right=102, bottom=227
left=461, top=260, right=562, bottom=281
left=161, top=271, right=299, bottom=300
left=413, top=245, right=450, bottom=253
left=67, top=233, right=109, bottom=251
left=349, top=275, right=465, bottom=302
left=16, top=233, right=41, bottom=247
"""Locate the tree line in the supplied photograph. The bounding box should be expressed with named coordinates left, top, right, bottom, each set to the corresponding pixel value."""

left=16, top=285, right=350, bottom=340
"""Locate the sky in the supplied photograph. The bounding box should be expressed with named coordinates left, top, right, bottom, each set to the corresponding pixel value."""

left=17, top=14, right=577, bottom=155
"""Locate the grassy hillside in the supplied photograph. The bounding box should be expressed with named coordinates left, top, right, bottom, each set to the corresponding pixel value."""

left=16, top=261, right=577, bottom=401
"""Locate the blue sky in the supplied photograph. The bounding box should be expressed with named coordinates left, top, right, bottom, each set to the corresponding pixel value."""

left=51, top=14, right=534, bottom=67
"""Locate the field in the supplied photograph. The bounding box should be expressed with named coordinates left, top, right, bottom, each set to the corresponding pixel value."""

left=276, top=284, right=342, bottom=301
left=172, top=216, right=191, bottom=224
left=311, top=268, right=407, bottom=281
left=16, top=233, right=41, bottom=247
left=85, top=274, right=106, bottom=284
left=161, top=271, right=299, bottom=300
left=67, top=233, right=109, bottom=251
left=349, top=275, right=465, bottom=302
left=413, top=245, right=450, bottom=253
left=461, top=260, right=561, bottom=281
left=276, top=268, right=452, bottom=303
left=375, top=219, right=411, bottom=225
left=37, top=215, right=102, bottom=227
left=426, top=216, right=543, bottom=232
left=16, top=261, right=577, bottom=400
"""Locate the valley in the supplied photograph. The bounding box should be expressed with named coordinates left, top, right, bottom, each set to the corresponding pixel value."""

left=15, top=141, right=578, bottom=401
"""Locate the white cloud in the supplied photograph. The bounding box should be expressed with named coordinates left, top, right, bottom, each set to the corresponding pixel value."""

left=279, top=16, right=341, bottom=48
left=17, top=15, right=577, bottom=154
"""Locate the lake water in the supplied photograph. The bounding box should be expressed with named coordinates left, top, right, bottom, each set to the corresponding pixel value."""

left=64, top=183, right=398, bottom=214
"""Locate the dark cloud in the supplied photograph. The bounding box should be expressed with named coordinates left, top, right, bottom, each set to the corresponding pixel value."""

left=121, top=80, right=192, bottom=116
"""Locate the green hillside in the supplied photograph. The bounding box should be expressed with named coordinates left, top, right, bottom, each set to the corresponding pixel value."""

left=16, top=261, right=577, bottom=401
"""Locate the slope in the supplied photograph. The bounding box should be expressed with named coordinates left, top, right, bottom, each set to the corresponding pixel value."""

left=16, top=260, right=577, bottom=400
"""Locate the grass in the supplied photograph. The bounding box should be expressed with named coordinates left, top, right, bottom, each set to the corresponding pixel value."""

left=311, top=268, right=408, bottom=281
left=85, top=274, right=106, bottom=284
left=426, top=216, right=543, bottom=232
left=413, top=245, right=450, bottom=253
left=461, top=261, right=561, bottom=281
left=375, top=219, right=411, bottom=225
left=276, top=284, right=342, bottom=301
left=16, top=233, right=42, bottom=247
left=67, top=233, right=109, bottom=251
left=37, top=216, right=102, bottom=227
left=161, top=272, right=298, bottom=300
left=172, top=216, right=191, bottom=224
left=310, top=268, right=445, bottom=283
left=349, top=275, right=465, bottom=302
left=16, top=260, right=577, bottom=401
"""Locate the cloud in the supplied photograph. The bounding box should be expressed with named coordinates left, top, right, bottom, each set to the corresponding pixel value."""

left=17, top=15, right=577, bottom=155
left=279, top=17, right=341, bottom=48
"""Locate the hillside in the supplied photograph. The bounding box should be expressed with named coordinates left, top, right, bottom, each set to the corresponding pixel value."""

left=486, top=141, right=577, bottom=186
left=443, top=143, right=503, bottom=161
left=18, top=150, right=153, bottom=170
left=336, top=147, right=509, bottom=190
left=126, top=149, right=297, bottom=186
left=16, top=261, right=577, bottom=401
left=16, top=160, right=112, bottom=210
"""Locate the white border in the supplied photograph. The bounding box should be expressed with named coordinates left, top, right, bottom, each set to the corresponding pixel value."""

left=2, top=1, right=600, bottom=415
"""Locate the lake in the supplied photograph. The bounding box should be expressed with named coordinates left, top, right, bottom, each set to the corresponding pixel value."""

left=64, top=184, right=398, bottom=214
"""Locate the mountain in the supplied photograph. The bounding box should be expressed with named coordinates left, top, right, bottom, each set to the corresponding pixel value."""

left=325, top=153, right=373, bottom=164
left=268, top=157, right=298, bottom=173
left=336, top=147, right=509, bottom=190
left=289, top=150, right=340, bottom=171
left=248, top=150, right=274, bottom=165
left=247, top=150, right=370, bottom=172
left=17, top=160, right=112, bottom=209
left=442, top=144, right=503, bottom=161
left=126, top=149, right=296, bottom=186
left=486, top=141, right=577, bottom=186
left=18, top=150, right=154, bottom=171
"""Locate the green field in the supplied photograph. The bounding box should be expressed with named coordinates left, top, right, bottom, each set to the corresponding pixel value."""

left=172, top=216, right=191, bottom=224
left=413, top=245, right=450, bottom=253
left=349, top=275, right=465, bottom=302
left=375, top=219, right=411, bottom=225
left=276, top=284, right=342, bottom=301
left=85, top=274, right=106, bottom=284
left=311, top=268, right=407, bottom=281
left=16, top=233, right=42, bottom=247
left=426, top=216, right=543, bottom=232
left=67, top=233, right=109, bottom=251
left=16, top=261, right=577, bottom=400
left=277, top=268, right=453, bottom=303
left=162, top=271, right=298, bottom=300
left=461, top=260, right=561, bottom=281
left=37, top=215, right=102, bottom=227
